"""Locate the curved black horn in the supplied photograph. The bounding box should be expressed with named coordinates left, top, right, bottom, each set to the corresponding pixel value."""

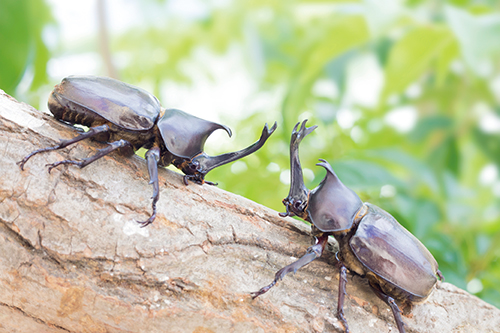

left=194, top=122, right=277, bottom=174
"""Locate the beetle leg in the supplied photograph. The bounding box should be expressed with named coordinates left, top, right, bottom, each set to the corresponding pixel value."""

left=336, top=254, right=350, bottom=333
left=45, top=139, right=131, bottom=173
left=136, top=147, right=160, bottom=227
left=17, top=124, right=110, bottom=170
left=437, top=270, right=445, bottom=281
left=251, top=233, right=329, bottom=299
left=182, top=174, right=219, bottom=186
left=369, top=282, right=406, bottom=333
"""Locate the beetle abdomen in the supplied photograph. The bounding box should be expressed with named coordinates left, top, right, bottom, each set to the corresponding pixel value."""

left=50, top=76, right=161, bottom=131
left=349, top=203, right=439, bottom=298
left=48, top=90, right=107, bottom=128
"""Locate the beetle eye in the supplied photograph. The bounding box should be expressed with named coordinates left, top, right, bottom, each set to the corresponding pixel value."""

left=189, top=160, right=200, bottom=171
left=293, top=200, right=302, bottom=210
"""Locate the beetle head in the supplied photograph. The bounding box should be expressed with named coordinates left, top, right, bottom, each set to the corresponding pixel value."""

left=279, top=196, right=309, bottom=219
left=172, top=157, right=207, bottom=185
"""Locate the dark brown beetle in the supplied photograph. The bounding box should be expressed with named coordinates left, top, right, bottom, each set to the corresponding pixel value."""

left=251, top=120, right=443, bottom=333
left=18, top=75, right=277, bottom=226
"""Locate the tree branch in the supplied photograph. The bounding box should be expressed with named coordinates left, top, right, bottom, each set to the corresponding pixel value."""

left=0, top=90, right=499, bottom=333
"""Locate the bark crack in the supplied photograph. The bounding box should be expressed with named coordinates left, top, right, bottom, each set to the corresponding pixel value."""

left=0, top=301, right=71, bottom=332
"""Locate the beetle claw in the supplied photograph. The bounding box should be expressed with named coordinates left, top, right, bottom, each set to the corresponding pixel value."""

left=137, top=212, right=156, bottom=228
left=250, top=284, right=274, bottom=299
left=136, top=219, right=152, bottom=228
left=46, top=162, right=62, bottom=173
left=17, top=159, right=27, bottom=171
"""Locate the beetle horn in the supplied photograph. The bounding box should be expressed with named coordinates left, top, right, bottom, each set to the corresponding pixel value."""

left=279, top=120, right=317, bottom=218
left=194, top=122, right=277, bottom=174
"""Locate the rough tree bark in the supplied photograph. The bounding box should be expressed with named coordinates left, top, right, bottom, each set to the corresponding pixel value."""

left=0, top=89, right=499, bottom=333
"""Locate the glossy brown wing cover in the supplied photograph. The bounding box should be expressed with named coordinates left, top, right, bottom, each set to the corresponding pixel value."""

left=350, top=203, right=439, bottom=298
left=53, top=76, right=161, bottom=131
left=157, top=108, right=232, bottom=159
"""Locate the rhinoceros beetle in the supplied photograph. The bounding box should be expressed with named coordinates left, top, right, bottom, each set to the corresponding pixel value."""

left=251, top=120, right=443, bottom=333
left=18, top=75, right=277, bottom=226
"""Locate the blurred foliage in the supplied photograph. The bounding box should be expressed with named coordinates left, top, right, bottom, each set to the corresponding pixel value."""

left=2, top=0, right=500, bottom=307
left=0, top=0, right=51, bottom=98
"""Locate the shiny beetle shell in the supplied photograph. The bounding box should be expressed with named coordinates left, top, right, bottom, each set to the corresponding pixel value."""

left=351, top=203, right=439, bottom=298
left=51, top=75, right=161, bottom=131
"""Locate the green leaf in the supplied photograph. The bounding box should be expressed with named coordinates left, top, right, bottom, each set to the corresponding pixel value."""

left=363, top=148, right=439, bottom=193
left=435, top=37, right=459, bottom=87
left=282, top=15, right=370, bottom=135
left=412, top=199, right=441, bottom=239
left=445, top=5, right=500, bottom=76
left=428, top=134, right=460, bottom=176
left=472, top=128, right=500, bottom=168
left=0, top=0, right=51, bottom=97
left=382, top=25, right=455, bottom=100
left=28, top=0, right=51, bottom=90
left=0, top=0, right=31, bottom=93
left=409, top=115, right=453, bottom=142
left=330, top=159, right=404, bottom=190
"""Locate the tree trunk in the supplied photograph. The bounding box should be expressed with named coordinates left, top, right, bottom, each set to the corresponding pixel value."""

left=0, top=89, right=499, bottom=333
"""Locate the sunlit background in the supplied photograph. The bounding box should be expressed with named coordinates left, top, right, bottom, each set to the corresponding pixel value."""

left=2, top=0, right=500, bottom=307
